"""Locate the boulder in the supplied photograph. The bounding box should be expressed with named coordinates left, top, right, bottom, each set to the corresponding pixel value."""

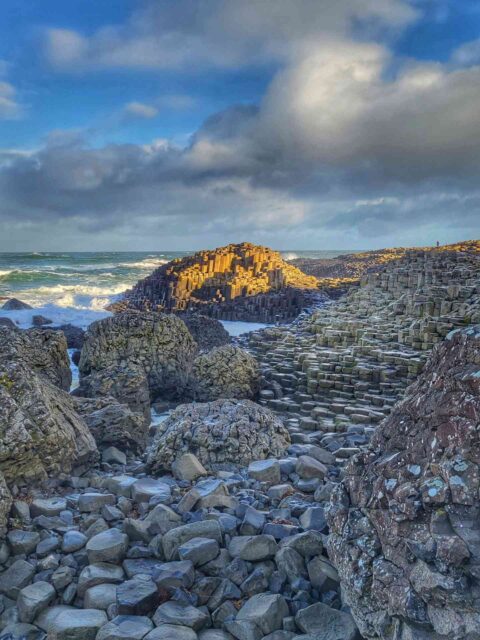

left=0, top=329, right=97, bottom=484
left=327, top=326, right=480, bottom=640
left=190, top=345, right=260, bottom=402
left=180, top=314, right=232, bottom=352
left=73, top=396, right=148, bottom=453
left=0, top=317, right=16, bottom=328
left=32, top=315, right=52, bottom=327
left=78, top=312, right=197, bottom=419
left=1, top=298, right=32, bottom=310
left=43, top=323, right=85, bottom=349
left=147, top=399, right=290, bottom=473
left=0, top=472, right=12, bottom=535
left=0, top=326, right=71, bottom=390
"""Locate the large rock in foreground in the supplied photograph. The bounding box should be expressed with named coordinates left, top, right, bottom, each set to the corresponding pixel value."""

left=327, top=326, right=480, bottom=640
left=147, top=398, right=290, bottom=473
left=0, top=328, right=98, bottom=485
left=78, top=312, right=197, bottom=420
left=190, top=345, right=260, bottom=402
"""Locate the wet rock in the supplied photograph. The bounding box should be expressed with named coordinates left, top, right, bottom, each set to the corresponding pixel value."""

left=2, top=298, right=32, bottom=310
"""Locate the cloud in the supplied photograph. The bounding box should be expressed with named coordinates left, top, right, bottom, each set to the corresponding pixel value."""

left=3, top=2, right=480, bottom=249
left=123, top=101, right=159, bottom=119
left=0, top=80, right=23, bottom=120
left=42, top=0, right=416, bottom=72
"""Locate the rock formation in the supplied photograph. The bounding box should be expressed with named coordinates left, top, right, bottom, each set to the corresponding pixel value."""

left=147, top=398, right=291, bottom=472
left=77, top=312, right=198, bottom=420
left=327, top=325, right=480, bottom=640
left=246, top=242, right=480, bottom=459
left=122, top=242, right=322, bottom=322
left=190, top=345, right=260, bottom=402
left=1, top=327, right=72, bottom=391
left=291, top=239, right=480, bottom=298
left=1, top=298, right=32, bottom=310
left=0, top=327, right=98, bottom=486
left=73, top=396, right=148, bottom=454
left=179, top=314, right=231, bottom=352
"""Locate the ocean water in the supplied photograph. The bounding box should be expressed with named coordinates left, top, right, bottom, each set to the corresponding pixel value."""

left=0, top=250, right=353, bottom=329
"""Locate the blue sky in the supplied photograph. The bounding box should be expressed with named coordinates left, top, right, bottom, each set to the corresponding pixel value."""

left=0, top=0, right=480, bottom=250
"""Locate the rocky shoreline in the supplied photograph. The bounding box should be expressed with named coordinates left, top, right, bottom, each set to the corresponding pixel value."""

left=0, top=240, right=479, bottom=639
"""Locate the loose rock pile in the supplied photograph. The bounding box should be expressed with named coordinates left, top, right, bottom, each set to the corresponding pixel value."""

left=0, top=415, right=357, bottom=640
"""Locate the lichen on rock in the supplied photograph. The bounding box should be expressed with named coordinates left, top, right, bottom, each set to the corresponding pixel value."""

left=147, top=398, right=291, bottom=473
left=0, top=327, right=98, bottom=485
left=78, top=312, right=198, bottom=420
left=190, top=345, right=260, bottom=402
left=327, top=325, right=480, bottom=640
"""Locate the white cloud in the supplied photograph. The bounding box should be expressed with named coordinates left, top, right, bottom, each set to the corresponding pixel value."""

left=124, top=101, right=159, bottom=119
left=0, top=80, right=23, bottom=120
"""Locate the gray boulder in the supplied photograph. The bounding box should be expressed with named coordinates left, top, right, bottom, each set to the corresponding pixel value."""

left=147, top=399, right=290, bottom=473
left=73, top=396, right=148, bottom=453
left=1, top=298, right=32, bottom=310
left=0, top=328, right=97, bottom=484
left=190, top=345, right=260, bottom=402
left=78, top=312, right=197, bottom=419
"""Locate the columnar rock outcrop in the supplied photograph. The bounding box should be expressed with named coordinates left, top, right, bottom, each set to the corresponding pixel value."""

left=0, top=327, right=98, bottom=487
left=123, top=242, right=321, bottom=322
left=246, top=242, right=480, bottom=458
left=147, top=398, right=291, bottom=472
left=327, top=325, right=480, bottom=640
left=78, top=312, right=198, bottom=420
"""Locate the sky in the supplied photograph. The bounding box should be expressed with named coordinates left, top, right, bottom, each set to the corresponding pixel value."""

left=0, top=0, right=480, bottom=251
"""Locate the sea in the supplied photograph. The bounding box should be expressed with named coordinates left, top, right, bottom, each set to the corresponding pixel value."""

left=0, top=250, right=353, bottom=332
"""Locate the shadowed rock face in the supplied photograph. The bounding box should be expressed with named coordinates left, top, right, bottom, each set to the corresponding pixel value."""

left=0, top=327, right=72, bottom=391
left=77, top=312, right=198, bottom=420
left=0, top=327, right=98, bottom=485
left=327, top=326, right=480, bottom=640
left=122, top=242, right=321, bottom=322
left=147, top=398, right=291, bottom=473
left=179, top=314, right=231, bottom=352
